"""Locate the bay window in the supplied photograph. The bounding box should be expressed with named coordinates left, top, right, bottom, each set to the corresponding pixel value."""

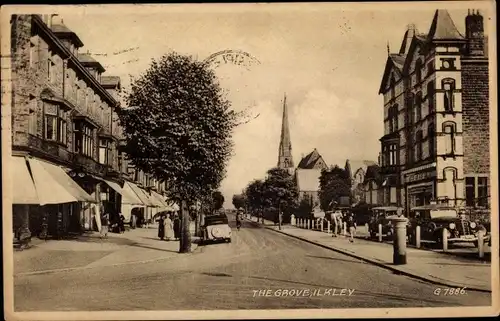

left=98, top=138, right=112, bottom=165
left=74, top=121, right=94, bottom=158
left=389, top=144, right=397, bottom=166
left=44, top=102, right=67, bottom=144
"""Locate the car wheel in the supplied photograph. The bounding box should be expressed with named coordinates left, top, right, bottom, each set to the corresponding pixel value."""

left=369, top=230, right=376, bottom=239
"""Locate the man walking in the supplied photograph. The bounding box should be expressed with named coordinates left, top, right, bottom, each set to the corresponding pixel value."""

left=347, top=212, right=357, bottom=243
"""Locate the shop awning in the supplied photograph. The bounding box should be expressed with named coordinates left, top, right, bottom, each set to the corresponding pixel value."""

left=150, top=191, right=174, bottom=210
left=128, top=183, right=156, bottom=207
left=27, top=158, right=95, bottom=205
left=12, top=156, right=39, bottom=204
left=93, top=176, right=123, bottom=195
left=122, top=181, right=146, bottom=206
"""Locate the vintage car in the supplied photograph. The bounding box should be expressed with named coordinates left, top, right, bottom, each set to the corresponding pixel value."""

left=202, top=214, right=232, bottom=244
left=368, top=206, right=403, bottom=239
left=407, top=205, right=489, bottom=248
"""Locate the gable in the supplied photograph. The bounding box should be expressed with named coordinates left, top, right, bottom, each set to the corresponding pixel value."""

left=296, top=169, right=322, bottom=192
left=378, top=57, right=403, bottom=94
left=403, top=36, right=428, bottom=74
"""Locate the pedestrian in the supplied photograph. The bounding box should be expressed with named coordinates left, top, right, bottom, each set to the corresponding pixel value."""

left=158, top=215, right=165, bottom=240
left=173, top=213, right=181, bottom=241
left=164, top=214, right=174, bottom=241
left=101, top=212, right=110, bottom=239
left=119, top=214, right=125, bottom=233
left=347, top=212, right=356, bottom=243
left=331, top=210, right=342, bottom=237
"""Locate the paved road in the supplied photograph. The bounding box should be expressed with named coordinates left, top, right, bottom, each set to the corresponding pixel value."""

left=14, top=215, right=491, bottom=311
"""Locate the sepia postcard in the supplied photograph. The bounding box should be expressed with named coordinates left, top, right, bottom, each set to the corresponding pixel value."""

left=1, top=1, right=498, bottom=320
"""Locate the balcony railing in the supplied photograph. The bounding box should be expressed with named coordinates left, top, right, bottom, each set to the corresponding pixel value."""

left=14, top=132, right=118, bottom=178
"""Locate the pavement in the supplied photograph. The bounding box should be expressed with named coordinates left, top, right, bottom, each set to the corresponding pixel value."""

left=13, top=222, right=199, bottom=275
left=245, top=216, right=491, bottom=292
left=13, top=215, right=492, bottom=312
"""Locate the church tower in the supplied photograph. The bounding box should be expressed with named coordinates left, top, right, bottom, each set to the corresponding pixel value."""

left=277, top=93, right=294, bottom=174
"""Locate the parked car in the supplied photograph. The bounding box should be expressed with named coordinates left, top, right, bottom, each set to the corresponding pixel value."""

left=368, top=206, right=403, bottom=239
left=407, top=205, right=489, bottom=248
left=201, top=213, right=232, bottom=244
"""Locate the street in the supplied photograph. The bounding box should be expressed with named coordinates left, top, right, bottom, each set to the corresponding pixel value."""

left=14, top=216, right=491, bottom=311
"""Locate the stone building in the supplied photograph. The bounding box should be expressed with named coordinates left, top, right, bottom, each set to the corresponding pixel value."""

left=10, top=14, right=170, bottom=240
left=344, top=159, right=377, bottom=204
left=378, top=9, right=490, bottom=213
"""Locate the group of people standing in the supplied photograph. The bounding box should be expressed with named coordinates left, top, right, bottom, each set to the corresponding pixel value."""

left=157, top=213, right=181, bottom=241
left=329, top=209, right=357, bottom=243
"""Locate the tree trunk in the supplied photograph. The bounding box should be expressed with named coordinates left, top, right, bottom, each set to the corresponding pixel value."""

left=179, top=199, right=191, bottom=253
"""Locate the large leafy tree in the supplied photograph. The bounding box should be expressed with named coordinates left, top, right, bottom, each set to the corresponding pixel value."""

left=211, top=191, right=225, bottom=212
left=232, top=194, right=246, bottom=210
left=296, top=194, right=314, bottom=219
left=117, top=52, right=238, bottom=253
left=244, top=179, right=265, bottom=218
left=261, top=168, right=299, bottom=223
left=319, top=166, right=352, bottom=211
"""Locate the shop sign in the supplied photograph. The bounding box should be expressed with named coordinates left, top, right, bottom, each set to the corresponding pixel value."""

left=405, top=170, right=436, bottom=184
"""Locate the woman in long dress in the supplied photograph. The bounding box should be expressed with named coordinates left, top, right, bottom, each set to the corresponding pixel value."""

left=173, top=214, right=181, bottom=241
left=158, top=215, right=165, bottom=240
left=164, top=214, right=174, bottom=241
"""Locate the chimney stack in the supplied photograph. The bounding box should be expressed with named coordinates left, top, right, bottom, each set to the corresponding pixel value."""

left=465, top=8, right=485, bottom=56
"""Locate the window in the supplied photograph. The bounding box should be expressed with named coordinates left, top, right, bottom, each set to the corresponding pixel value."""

left=389, top=144, right=397, bottom=165
left=428, top=123, right=435, bottom=157
left=99, top=139, right=110, bottom=165
left=44, top=102, right=67, bottom=144
left=415, top=130, right=423, bottom=161
left=407, top=93, right=415, bottom=124
left=48, top=56, right=56, bottom=82
left=427, top=81, right=435, bottom=114
left=466, top=177, right=489, bottom=207
left=415, top=92, right=422, bottom=122
left=465, top=177, right=475, bottom=206
left=388, top=105, right=398, bottom=133
left=478, top=177, right=488, bottom=207
left=442, top=78, right=455, bottom=111
left=74, top=121, right=94, bottom=157
left=415, top=59, right=422, bottom=83
left=443, top=122, right=456, bottom=155
left=390, top=75, right=396, bottom=99
left=28, top=97, right=37, bottom=135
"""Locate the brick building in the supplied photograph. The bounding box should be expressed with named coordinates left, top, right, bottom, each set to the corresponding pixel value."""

left=377, top=9, right=490, bottom=214
left=10, top=14, right=171, bottom=240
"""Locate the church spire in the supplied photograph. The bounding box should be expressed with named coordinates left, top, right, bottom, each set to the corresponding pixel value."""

left=277, top=93, right=294, bottom=173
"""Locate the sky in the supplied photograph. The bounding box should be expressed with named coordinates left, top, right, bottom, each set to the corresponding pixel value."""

left=47, top=3, right=487, bottom=208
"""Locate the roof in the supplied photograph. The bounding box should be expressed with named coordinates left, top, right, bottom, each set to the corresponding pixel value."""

left=101, top=76, right=121, bottom=88
left=345, top=159, right=377, bottom=179
left=378, top=54, right=405, bottom=94
left=363, top=164, right=383, bottom=185
left=78, top=53, right=106, bottom=73
left=51, top=23, right=84, bottom=48
left=297, top=148, right=326, bottom=169
left=427, top=9, right=465, bottom=41
left=296, top=169, right=322, bottom=192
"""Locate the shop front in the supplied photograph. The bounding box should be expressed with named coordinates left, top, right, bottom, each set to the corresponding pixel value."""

left=403, top=165, right=437, bottom=213
left=11, top=155, right=95, bottom=242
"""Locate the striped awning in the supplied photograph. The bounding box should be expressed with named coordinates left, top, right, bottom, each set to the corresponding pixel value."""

left=11, top=156, right=39, bottom=204
left=27, top=157, right=95, bottom=205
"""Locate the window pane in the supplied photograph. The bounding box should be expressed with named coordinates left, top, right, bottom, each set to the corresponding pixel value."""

left=45, top=115, right=57, bottom=140
left=99, top=147, right=107, bottom=164
left=465, top=185, right=475, bottom=207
